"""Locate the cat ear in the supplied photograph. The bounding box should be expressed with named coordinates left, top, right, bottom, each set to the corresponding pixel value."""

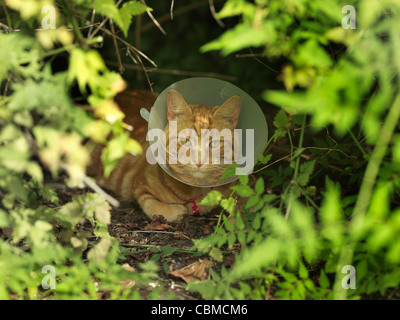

left=167, top=89, right=192, bottom=121
left=214, top=95, right=241, bottom=128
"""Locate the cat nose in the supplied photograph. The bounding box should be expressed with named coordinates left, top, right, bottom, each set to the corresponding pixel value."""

left=196, top=163, right=202, bottom=168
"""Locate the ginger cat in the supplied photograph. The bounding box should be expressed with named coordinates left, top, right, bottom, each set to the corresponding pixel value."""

left=88, top=89, right=242, bottom=222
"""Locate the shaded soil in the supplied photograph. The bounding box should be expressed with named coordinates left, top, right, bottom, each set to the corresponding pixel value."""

left=50, top=177, right=226, bottom=299
left=107, top=201, right=222, bottom=300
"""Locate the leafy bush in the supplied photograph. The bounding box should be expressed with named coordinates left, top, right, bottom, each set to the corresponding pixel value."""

left=188, top=0, right=400, bottom=300
left=0, top=0, right=158, bottom=299
left=1, top=0, right=400, bottom=300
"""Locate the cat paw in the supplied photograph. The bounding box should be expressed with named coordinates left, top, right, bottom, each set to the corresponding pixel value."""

left=151, top=204, right=188, bottom=222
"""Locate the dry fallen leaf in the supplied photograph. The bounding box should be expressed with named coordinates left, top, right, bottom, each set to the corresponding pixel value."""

left=168, top=259, right=210, bottom=283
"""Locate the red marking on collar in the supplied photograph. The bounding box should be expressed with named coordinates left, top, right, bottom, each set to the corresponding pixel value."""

left=166, top=185, right=213, bottom=216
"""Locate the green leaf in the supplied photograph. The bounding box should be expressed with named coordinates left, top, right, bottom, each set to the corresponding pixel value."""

left=221, top=197, right=235, bottom=215
left=227, top=233, right=236, bottom=248
left=296, top=160, right=316, bottom=186
left=0, top=210, right=10, bottom=227
left=199, top=190, right=222, bottom=206
left=294, top=40, right=333, bottom=69
left=223, top=214, right=235, bottom=232
left=118, top=1, right=150, bottom=36
left=238, top=174, right=249, bottom=185
left=235, top=214, right=245, bottom=230
left=161, top=245, right=178, bottom=256
left=87, top=0, right=149, bottom=37
left=356, top=259, right=368, bottom=281
left=217, top=0, right=256, bottom=19
left=29, top=220, right=53, bottom=247
left=258, top=153, right=272, bottom=165
left=273, top=109, right=290, bottom=129
left=255, top=177, right=264, bottom=195
left=298, top=262, right=309, bottom=279
left=201, top=23, right=276, bottom=56
left=209, top=247, right=223, bottom=262
left=26, top=162, right=43, bottom=183
left=221, top=163, right=239, bottom=179
left=237, top=231, right=246, bottom=245
left=245, top=195, right=259, bottom=209
left=263, top=194, right=277, bottom=203
left=231, top=184, right=254, bottom=197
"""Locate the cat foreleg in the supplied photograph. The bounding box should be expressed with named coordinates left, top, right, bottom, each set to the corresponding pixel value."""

left=136, top=192, right=188, bottom=222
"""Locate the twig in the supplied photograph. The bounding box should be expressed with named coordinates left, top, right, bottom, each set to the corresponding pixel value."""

left=141, top=0, right=166, bottom=35
left=81, top=174, right=120, bottom=208
left=105, top=60, right=238, bottom=82
left=170, top=0, right=175, bottom=20
left=128, top=230, right=191, bottom=240
left=285, top=114, right=306, bottom=219
left=100, top=27, right=157, bottom=67
left=142, top=0, right=213, bottom=32
left=67, top=0, right=85, bottom=46
left=209, top=0, right=224, bottom=28
left=135, top=13, right=144, bottom=84
left=1, top=0, right=12, bottom=32
left=60, top=163, right=120, bottom=208
left=109, top=19, right=125, bottom=74
left=88, top=0, right=124, bottom=39
left=87, top=9, right=96, bottom=38
left=348, top=129, right=368, bottom=158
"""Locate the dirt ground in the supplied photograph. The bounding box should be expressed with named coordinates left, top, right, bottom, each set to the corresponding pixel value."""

left=52, top=177, right=226, bottom=299
left=107, top=200, right=224, bottom=300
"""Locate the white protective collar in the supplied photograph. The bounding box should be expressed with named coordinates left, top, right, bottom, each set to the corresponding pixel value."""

left=140, top=77, right=268, bottom=187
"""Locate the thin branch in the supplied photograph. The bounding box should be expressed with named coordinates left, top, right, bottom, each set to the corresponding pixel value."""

left=60, top=163, right=120, bottom=208
left=100, top=26, right=157, bottom=67
left=170, top=0, right=175, bottom=20
left=128, top=230, right=191, bottom=240
left=105, top=59, right=238, bottom=82
left=88, top=0, right=124, bottom=39
left=1, top=0, right=12, bottom=31
left=141, top=0, right=166, bottom=35
left=209, top=0, right=224, bottom=28
left=82, top=174, right=120, bottom=207
left=87, top=9, right=96, bottom=38
left=109, top=19, right=125, bottom=74
left=135, top=12, right=144, bottom=84
left=142, top=0, right=213, bottom=32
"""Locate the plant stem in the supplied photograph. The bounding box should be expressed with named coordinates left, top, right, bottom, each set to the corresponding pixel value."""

left=293, top=115, right=306, bottom=181
left=333, top=92, right=400, bottom=300
left=348, top=129, right=368, bottom=159
left=67, top=0, right=86, bottom=46
left=216, top=189, right=235, bottom=228
left=285, top=114, right=306, bottom=219
left=1, top=0, right=12, bottom=31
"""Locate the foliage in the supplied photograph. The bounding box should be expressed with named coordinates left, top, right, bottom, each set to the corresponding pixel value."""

left=0, top=0, right=157, bottom=299
left=189, top=0, right=400, bottom=300
left=1, top=0, right=400, bottom=300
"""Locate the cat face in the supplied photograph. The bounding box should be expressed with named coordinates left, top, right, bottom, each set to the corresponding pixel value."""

left=163, top=89, right=241, bottom=185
